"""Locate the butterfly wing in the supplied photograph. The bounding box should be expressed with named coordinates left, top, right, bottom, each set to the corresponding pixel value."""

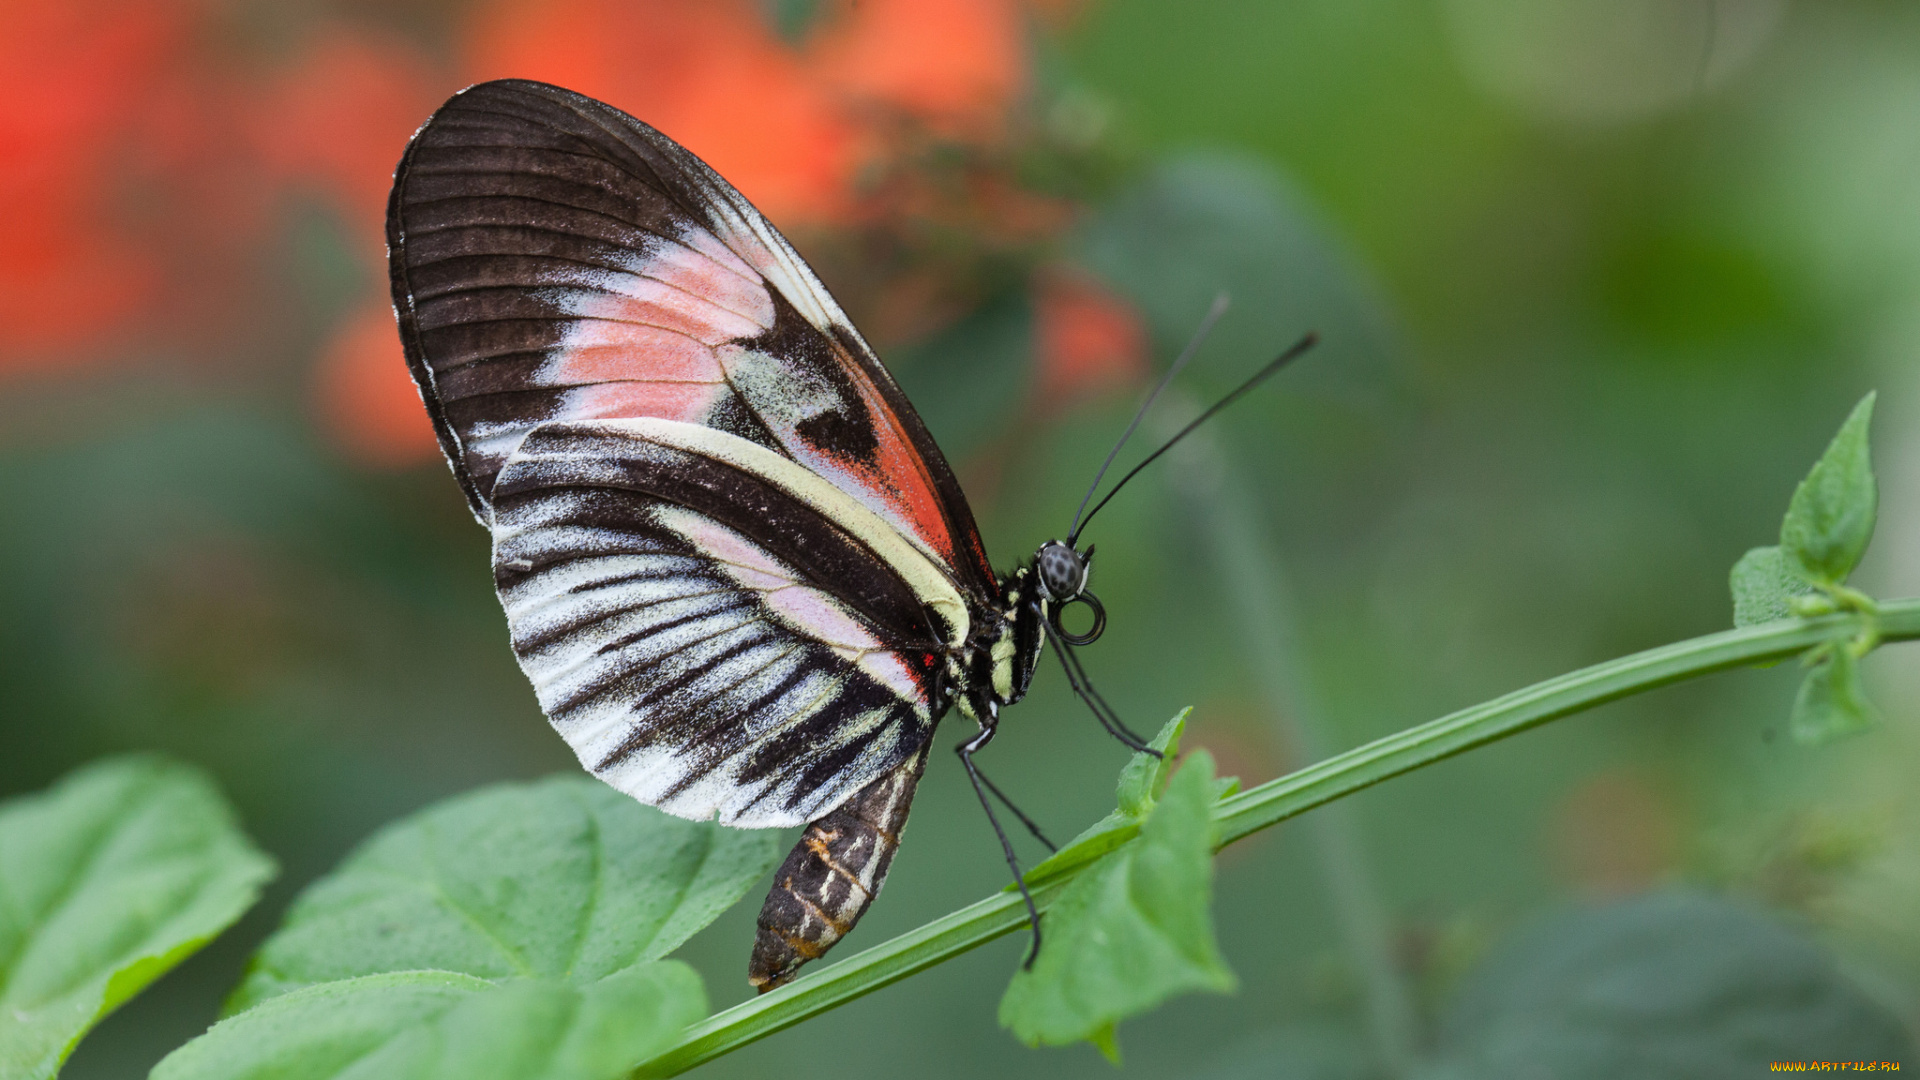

left=388, top=80, right=994, bottom=826
left=489, top=418, right=957, bottom=826
left=387, top=78, right=996, bottom=597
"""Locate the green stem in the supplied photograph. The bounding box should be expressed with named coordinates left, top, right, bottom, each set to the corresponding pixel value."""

left=635, top=599, right=1920, bottom=1078
left=1165, top=404, right=1420, bottom=1074
left=1214, top=599, right=1914, bottom=845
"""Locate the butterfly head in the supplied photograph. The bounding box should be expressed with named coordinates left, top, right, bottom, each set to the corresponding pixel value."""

left=1034, top=540, right=1105, bottom=646
left=1034, top=540, right=1091, bottom=600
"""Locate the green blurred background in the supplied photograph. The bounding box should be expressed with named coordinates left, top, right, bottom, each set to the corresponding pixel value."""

left=3, top=0, right=1917, bottom=1075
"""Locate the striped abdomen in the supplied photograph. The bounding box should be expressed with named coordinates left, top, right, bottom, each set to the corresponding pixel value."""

left=749, top=743, right=930, bottom=991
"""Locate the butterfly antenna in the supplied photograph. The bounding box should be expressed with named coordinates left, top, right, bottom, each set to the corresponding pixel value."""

left=1065, top=293, right=1231, bottom=544
left=1069, top=331, right=1319, bottom=544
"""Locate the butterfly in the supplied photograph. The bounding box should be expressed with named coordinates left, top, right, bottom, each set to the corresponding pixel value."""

left=388, top=79, right=1309, bottom=992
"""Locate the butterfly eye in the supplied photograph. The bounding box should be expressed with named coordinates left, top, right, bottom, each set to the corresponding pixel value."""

left=1035, top=540, right=1089, bottom=601
left=1048, top=590, right=1106, bottom=647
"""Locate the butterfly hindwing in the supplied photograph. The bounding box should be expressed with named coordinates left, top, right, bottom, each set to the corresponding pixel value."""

left=489, top=418, right=965, bottom=826
left=387, top=78, right=996, bottom=597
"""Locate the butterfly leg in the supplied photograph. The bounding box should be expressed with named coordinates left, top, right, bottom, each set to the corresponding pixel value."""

left=956, top=722, right=1045, bottom=968
left=970, top=762, right=1056, bottom=852
left=1040, top=616, right=1159, bottom=754
left=1059, top=637, right=1152, bottom=746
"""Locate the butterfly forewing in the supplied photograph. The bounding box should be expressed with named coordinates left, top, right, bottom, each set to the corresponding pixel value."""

left=388, top=79, right=996, bottom=595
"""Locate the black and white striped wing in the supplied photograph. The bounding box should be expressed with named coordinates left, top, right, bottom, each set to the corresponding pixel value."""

left=490, top=419, right=964, bottom=827
left=384, top=80, right=1008, bottom=829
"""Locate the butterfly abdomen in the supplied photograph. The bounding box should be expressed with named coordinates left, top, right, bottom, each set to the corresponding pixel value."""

left=749, top=742, right=930, bottom=991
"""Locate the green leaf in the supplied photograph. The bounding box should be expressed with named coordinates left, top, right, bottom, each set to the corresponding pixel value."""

left=1427, top=891, right=1912, bottom=1078
left=1087, top=1023, right=1122, bottom=1065
left=1114, top=710, right=1189, bottom=818
left=229, top=776, right=782, bottom=1012
left=155, top=963, right=704, bottom=1080
left=1018, top=813, right=1136, bottom=890
left=1789, top=647, right=1881, bottom=745
left=1779, top=392, right=1878, bottom=586
left=0, top=756, right=274, bottom=1080
left=999, top=751, right=1235, bottom=1051
left=1729, top=546, right=1819, bottom=628
left=1020, top=711, right=1194, bottom=889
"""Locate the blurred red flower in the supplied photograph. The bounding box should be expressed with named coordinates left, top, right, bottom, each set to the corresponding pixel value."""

left=467, top=0, right=862, bottom=222
left=1, top=0, right=1072, bottom=469
left=0, top=0, right=199, bottom=366
left=0, top=2, right=439, bottom=375
left=812, top=0, right=1024, bottom=137
left=256, top=30, right=444, bottom=468
left=314, top=300, right=442, bottom=468
left=1033, top=267, right=1147, bottom=405
left=465, top=0, right=1026, bottom=221
left=249, top=29, right=443, bottom=253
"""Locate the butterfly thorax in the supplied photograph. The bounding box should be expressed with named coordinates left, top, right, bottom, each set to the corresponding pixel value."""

left=947, top=565, right=1046, bottom=726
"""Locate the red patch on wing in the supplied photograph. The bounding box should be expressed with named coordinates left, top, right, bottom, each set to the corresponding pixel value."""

left=566, top=381, right=726, bottom=424
left=556, top=289, right=762, bottom=354
left=818, top=340, right=982, bottom=582
left=546, top=335, right=722, bottom=386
